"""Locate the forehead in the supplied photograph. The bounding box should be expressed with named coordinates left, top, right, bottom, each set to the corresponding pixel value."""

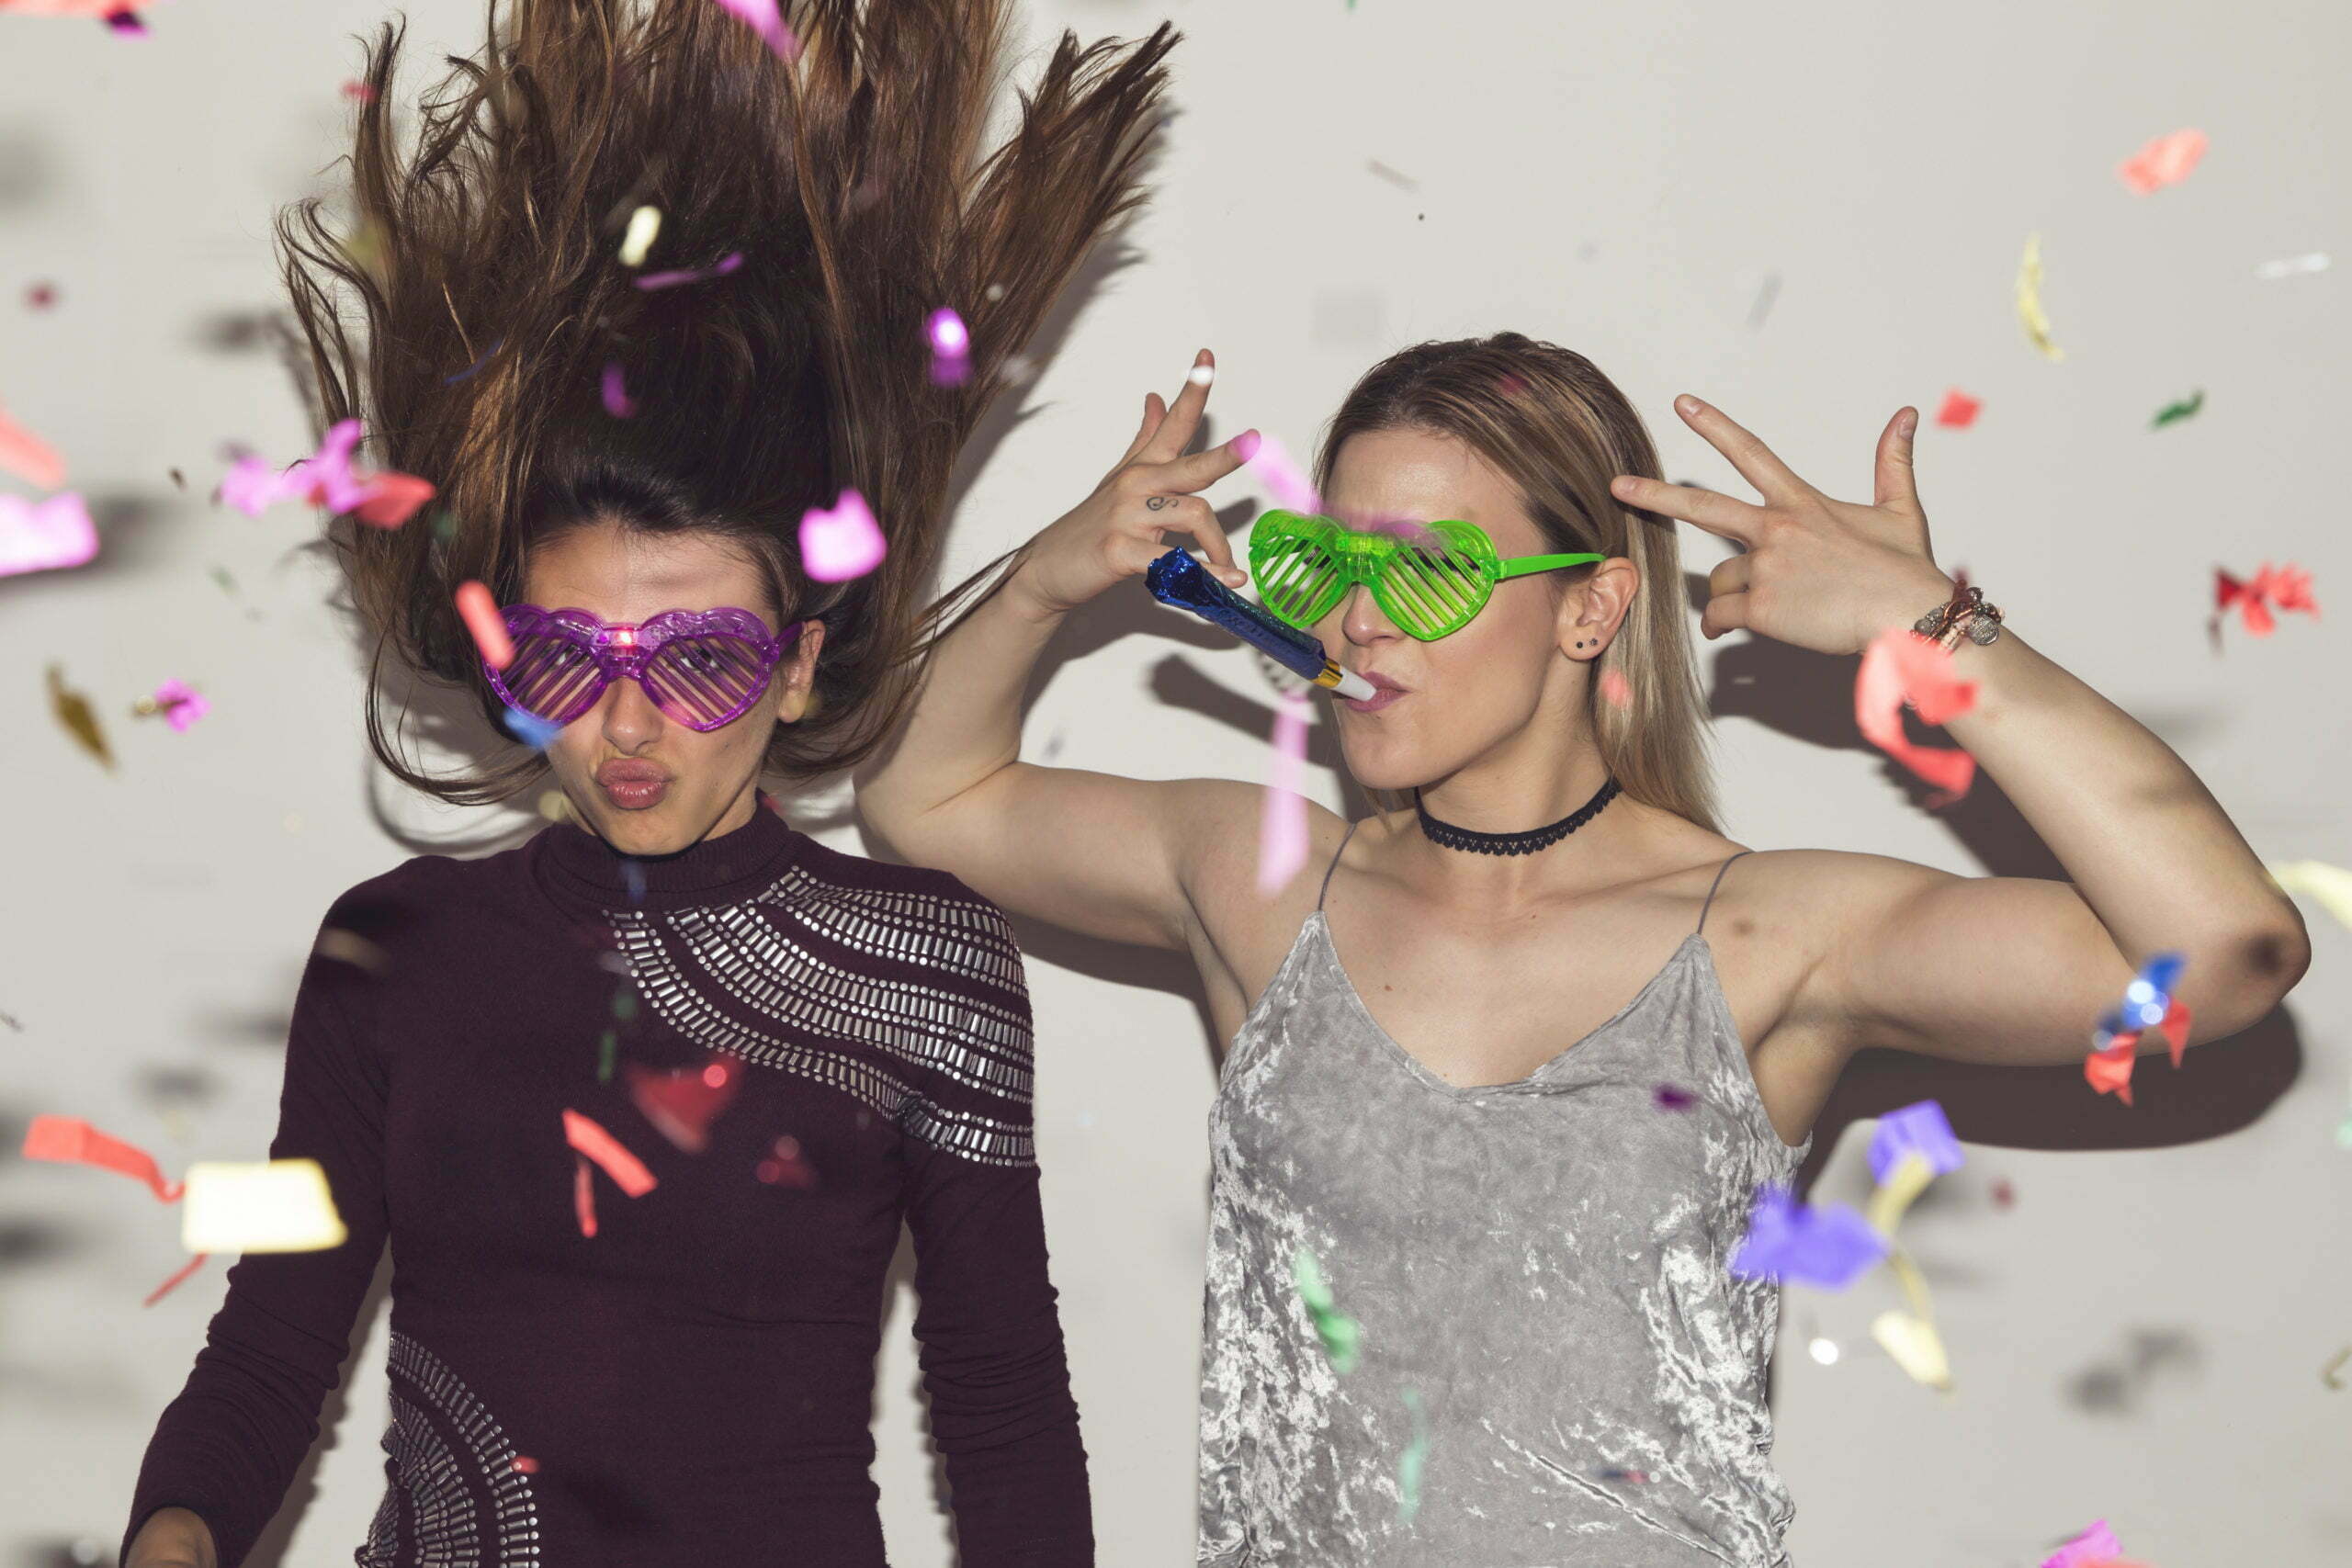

left=1323, top=427, right=1542, bottom=551
left=522, top=520, right=770, bottom=621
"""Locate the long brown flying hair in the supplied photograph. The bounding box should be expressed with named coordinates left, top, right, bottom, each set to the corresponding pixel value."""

left=280, top=0, right=1176, bottom=805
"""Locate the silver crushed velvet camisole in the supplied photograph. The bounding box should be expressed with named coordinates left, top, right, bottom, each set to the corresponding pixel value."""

left=1198, top=837, right=1812, bottom=1567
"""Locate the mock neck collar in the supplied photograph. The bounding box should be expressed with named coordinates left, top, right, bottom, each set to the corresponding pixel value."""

left=535, top=790, right=803, bottom=917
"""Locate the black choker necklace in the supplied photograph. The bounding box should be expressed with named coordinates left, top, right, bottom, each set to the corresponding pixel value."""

left=1414, top=776, right=1621, bottom=856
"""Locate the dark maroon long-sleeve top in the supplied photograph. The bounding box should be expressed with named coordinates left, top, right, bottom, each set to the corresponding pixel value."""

left=125, top=797, right=1091, bottom=1566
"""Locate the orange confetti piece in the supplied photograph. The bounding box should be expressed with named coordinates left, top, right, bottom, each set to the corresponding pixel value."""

left=0, top=400, right=66, bottom=490
left=352, top=472, right=436, bottom=528
left=22, top=1113, right=183, bottom=1201
left=1933, top=389, right=1981, bottom=429
left=563, top=1109, right=656, bottom=1197
left=1855, top=628, right=1977, bottom=803
left=456, top=581, right=514, bottom=670
left=2118, top=127, right=2208, bottom=195
left=572, top=1156, right=597, bottom=1238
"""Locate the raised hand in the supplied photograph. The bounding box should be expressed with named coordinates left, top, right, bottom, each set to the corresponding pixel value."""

left=1609, top=395, right=1958, bottom=656
left=1009, top=348, right=1259, bottom=618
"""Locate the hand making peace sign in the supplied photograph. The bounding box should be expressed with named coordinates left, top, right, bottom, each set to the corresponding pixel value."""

left=1609, top=396, right=1962, bottom=657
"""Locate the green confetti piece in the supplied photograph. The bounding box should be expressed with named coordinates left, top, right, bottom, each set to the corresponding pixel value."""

left=1292, top=1246, right=1361, bottom=1374
left=430, top=509, right=460, bottom=542
left=2152, top=389, right=2205, bottom=428
left=1396, top=1387, right=1428, bottom=1525
left=596, top=1028, right=618, bottom=1084
left=612, top=987, right=638, bottom=1022
left=209, top=565, right=237, bottom=594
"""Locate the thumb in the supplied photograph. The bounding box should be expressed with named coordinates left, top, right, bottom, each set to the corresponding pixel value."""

left=1873, top=406, right=1923, bottom=517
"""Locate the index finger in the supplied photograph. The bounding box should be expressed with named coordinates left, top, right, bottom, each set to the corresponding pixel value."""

left=1672, top=395, right=1812, bottom=506
left=1138, top=348, right=1216, bottom=463
left=1609, top=474, right=1764, bottom=547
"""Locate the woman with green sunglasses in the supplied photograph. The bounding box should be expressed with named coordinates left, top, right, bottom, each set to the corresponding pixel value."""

left=861, top=333, right=2306, bottom=1565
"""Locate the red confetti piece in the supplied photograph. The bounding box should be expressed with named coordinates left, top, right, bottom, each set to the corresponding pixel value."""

left=1933, top=389, right=1981, bottom=429
left=143, top=1252, right=209, bottom=1307
left=511, top=1455, right=539, bottom=1475
left=2082, top=996, right=2191, bottom=1107
left=0, top=400, right=68, bottom=490
left=2213, top=562, right=2318, bottom=637
left=456, top=581, right=514, bottom=669
left=563, top=1109, right=656, bottom=1197
left=21, top=1114, right=183, bottom=1201
left=2117, top=128, right=2208, bottom=195
left=572, top=1156, right=597, bottom=1238
left=625, top=1055, right=740, bottom=1154
left=340, top=80, right=377, bottom=102
left=1854, top=628, right=1977, bottom=804
left=24, top=281, right=58, bottom=310
left=1991, top=1178, right=2016, bottom=1210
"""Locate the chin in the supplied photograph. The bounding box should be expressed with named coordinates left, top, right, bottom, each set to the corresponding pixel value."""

left=582, top=796, right=698, bottom=856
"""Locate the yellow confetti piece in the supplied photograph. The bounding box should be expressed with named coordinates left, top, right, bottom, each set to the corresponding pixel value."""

left=1865, top=1150, right=1936, bottom=1237
left=2015, top=232, right=2064, bottom=362
left=2267, top=860, right=2352, bottom=931
left=1871, top=1308, right=1952, bottom=1391
left=180, top=1158, right=347, bottom=1254
left=618, top=204, right=662, bottom=267
left=46, top=662, right=113, bottom=769
left=537, top=789, right=576, bottom=824
left=2323, top=1346, right=2349, bottom=1391
left=1885, top=1247, right=1934, bottom=1324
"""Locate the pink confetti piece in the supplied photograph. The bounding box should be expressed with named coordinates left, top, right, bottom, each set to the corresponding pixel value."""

left=799, top=488, right=887, bottom=582
left=1933, top=389, right=1981, bottom=429
left=571, top=1156, right=598, bottom=1238
left=2117, top=128, right=2208, bottom=195
left=625, top=1055, right=740, bottom=1154
left=601, top=362, right=637, bottom=418
left=1256, top=689, right=1311, bottom=895
left=150, top=680, right=209, bottom=732
left=711, top=0, right=800, bottom=61
left=455, top=580, right=514, bottom=669
left=927, top=308, right=972, bottom=386
left=22, top=1114, right=184, bottom=1201
left=2213, top=562, right=2318, bottom=637
left=0, top=491, right=97, bottom=577
left=103, top=6, right=146, bottom=33
left=2041, top=1519, right=2127, bottom=1568
left=563, top=1108, right=657, bottom=1198
left=1854, top=627, right=1977, bottom=805
left=0, top=400, right=67, bottom=490
left=216, top=419, right=434, bottom=525
left=1597, top=667, right=1631, bottom=708
left=1242, top=432, right=1323, bottom=515
left=142, top=1252, right=209, bottom=1307
left=340, top=79, right=377, bottom=103
left=350, top=471, right=435, bottom=528
left=25, top=281, right=59, bottom=310
left=631, top=251, right=744, bottom=291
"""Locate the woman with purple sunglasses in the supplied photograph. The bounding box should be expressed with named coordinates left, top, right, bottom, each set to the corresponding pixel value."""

left=119, top=4, right=1173, bottom=1566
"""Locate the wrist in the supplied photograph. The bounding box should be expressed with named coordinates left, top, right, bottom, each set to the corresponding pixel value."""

left=1001, top=549, right=1073, bottom=627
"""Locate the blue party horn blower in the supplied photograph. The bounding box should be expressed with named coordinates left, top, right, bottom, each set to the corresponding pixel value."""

left=1144, top=547, right=1376, bottom=699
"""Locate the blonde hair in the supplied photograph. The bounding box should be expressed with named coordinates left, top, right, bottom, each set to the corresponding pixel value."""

left=1313, top=332, right=1720, bottom=833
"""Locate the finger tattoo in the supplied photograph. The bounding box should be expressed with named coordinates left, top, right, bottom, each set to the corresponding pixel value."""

left=1145, top=495, right=1168, bottom=511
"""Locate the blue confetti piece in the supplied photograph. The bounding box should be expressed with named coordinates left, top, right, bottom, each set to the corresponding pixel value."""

left=502, top=706, right=564, bottom=750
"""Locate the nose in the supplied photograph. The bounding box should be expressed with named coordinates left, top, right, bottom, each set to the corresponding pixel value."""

left=599, top=672, right=666, bottom=750
left=1337, top=582, right=1399, bottom=647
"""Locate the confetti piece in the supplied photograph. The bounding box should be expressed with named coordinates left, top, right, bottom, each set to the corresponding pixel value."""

left=1257, top=690, right=1311, bottom=896
left=1242, top=432, right=1323, bottom=515
left=1595, top=1466, right=1653, bottom=1483
left=596, top=1028, right=619, bottom=1084
left=25, top=280, right=59, bottom=309
left=1729, top=1183, right=1889, bottom=1289
left=47, top=663, right=113, bottom=769
left=625, top=1054, right=740, bottom=1153
left=0, top=491, right=97, bottom=577
left=1293, top=1247, right=1361, bottom=1373
left=143, top=1253, right=209, bottom=1307
left=218, top=419, right=434, bottom=525
left=617, top=204, right=662, bottom=267
left=2084, top=952, right=2191, bottom=1105
left=1652, top=1083, right=1697, bottom=1111
left=104, top=7, right=146, bottom=34
left=1992, top=1178, right=2016, bottom=1209
left=456, top=580, right=514, bottom=669
left=2150, top=389, right=2203, bottom=428
left=1365, top=159, right=1419, bottom=190
left=799, top=488, right=886, bottom=582
left=511, top=1455, right=539, bottom=1475
left=1854, top=628, right=1977, bottom=803
left=1870, top=1308, right=1951, bottom=1391
left=22, top=1114, right=182, bottom=1201
left=502, top=705, right=564, bottom=750
left=563, top=1109, right=657, bottom=1198
left=135, top=680, right=209, bottom=732
left=712, top=0, right=800, bottom=61
left=0, top=399, right=67, bottom=489
left=601, top=362, right=637, bottom=418
left=2117, top=128, right=2208, bottom=195
left=927, top=308, right=971, bottom=387
left=2212, top=562, right=2318, bottom=637
left=1396, top=1388, right=1428, bottom=1526
left=1598, top=668, right=1632, bottom=708
left=2267, top=860, right=2352, bottom=931
left=1866, top=1100, right=1963, bottom=1187
left=2323, top=1347, right=2350, bottom=1390
left=439, top=336, right=504, bottom=386
left=631, top=251, right=743, bottom=291
left=340, top=79, right=377, bottom=102
left=572, top=1156, right=598, bottom=1238
left=1863, top=1150, right=1937, bottom=1237
left=2015, top=232, right=2064, bottom=363
left=1806, top=1336, right=1840, bottom=1364
left=314, top=928, right=390, bottom=974
left=2041, top=1520, right=2127, bottom=1568
left=180, top=1159, right=347, bottom=1253
left=755, top=1134, right=818, bottom=1188
left=2255, top=252, right=2329, bottom=280
left=1933, top=389, right=1981, bottom=429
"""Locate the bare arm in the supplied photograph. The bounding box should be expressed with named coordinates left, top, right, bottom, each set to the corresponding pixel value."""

left=1618, top=397, right=2310, bottom=1069
left=859, top=350, right=1261, bottom=949
left=124, top=1509, right=217, bottom=1568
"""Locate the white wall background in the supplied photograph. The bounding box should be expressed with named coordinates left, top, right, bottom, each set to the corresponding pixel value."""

left=3, top=1, right=2346, bottom=1563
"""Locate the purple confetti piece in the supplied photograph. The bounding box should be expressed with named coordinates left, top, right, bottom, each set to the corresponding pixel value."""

left=1866, top=1100, right=1964, bottom=1187
left=927, top=307, right=971, bottom=386
left=1728, top=1183, right=1889, bottom=1290
left=601, top=363, right=637, bottom=418
left=632, top=251, right=744, bottom=292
